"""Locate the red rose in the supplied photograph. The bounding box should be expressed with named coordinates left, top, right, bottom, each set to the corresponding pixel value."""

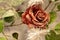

left=22, top=4, right=50, bottom=29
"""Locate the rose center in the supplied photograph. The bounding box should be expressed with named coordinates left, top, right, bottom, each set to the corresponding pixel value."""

left=36, top=17, right=43, bottom=22
left=36, top=12, right=45, bottom=22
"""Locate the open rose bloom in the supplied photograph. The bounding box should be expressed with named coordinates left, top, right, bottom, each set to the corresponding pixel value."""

left=22, top=4, right=50, bottom=29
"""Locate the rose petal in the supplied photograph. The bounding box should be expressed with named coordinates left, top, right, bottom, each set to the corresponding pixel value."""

left=26, top=14, right=32, bottom=23
left=32, top=20, right=43, bottom=26
left=43, top=13, right=50, bottom=22
left=29, top=9, right=38, bottom=22
left=22, top=12, right=27, bottom=23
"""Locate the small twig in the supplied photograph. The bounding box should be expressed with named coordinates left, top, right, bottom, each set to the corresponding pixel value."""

left=2, top=32, right=8, bottom=40
left=5, top=22, right=23, bottom=27
left=11, top=22, right=23, bottom=26
left=10, top=21, right=15, bottom=26
left=44, top=1, right=52, bottom=10
left=51, top=1, right=60, bottom=11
